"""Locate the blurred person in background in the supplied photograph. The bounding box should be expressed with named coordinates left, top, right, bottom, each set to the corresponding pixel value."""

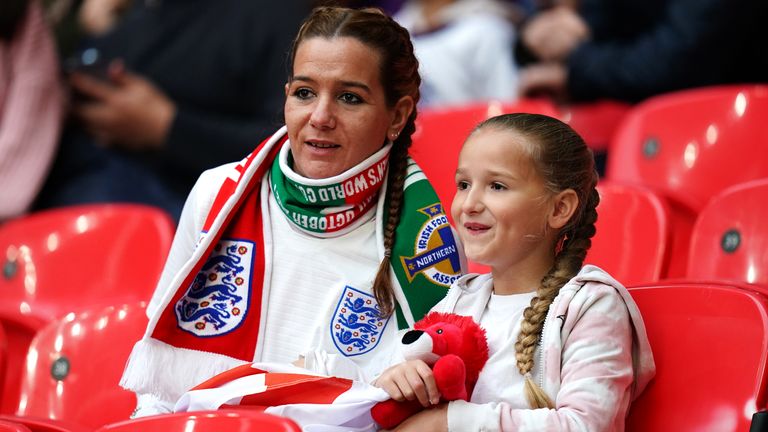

left=34, top=0, right=310, bottom=221
left=395, top=0, right=523, bottom=107
left=516, top=0, right=768, bottom=103
left=0, top=0, right=64, bottom=222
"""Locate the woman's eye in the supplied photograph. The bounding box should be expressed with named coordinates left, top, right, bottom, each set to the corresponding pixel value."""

left=293, top=88, right=314, bottom=100
left=490, top=182, right=506, bottom=191
left=457, top=181, right=469, bottom=191
left=339, top=92, right=362, bottom=104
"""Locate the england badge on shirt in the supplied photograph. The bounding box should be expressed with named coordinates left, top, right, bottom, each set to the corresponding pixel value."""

left=331, top=286, right=390, bottom=356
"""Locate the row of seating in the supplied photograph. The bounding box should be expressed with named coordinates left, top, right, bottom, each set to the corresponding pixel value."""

left=413, top=84, right=768, bottom=284
left=0, top=84, right=766, bottom=430
left=1, top=280, right=766, bottom=431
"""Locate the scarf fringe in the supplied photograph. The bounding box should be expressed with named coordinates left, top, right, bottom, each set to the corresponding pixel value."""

left=120, top=338, right=247, bottom=403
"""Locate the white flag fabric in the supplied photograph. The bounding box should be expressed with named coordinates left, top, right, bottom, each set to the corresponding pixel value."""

left=174, top=362, right=390, bottom=431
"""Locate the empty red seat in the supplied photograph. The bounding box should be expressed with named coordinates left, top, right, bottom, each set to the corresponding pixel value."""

left=626, top=282, right=768, bottom=431
left=558, top=100, right=633, bottom=152
left=96, top=410, right=301, bottom=432
left=585, top=182, right=671, bottom=286
left=606, top=84, right=768, bottom=278
left=0, top=204, right=174, bottom=412
left=15, top=302, right=148, bottom=429
left=687, top=178, right=768, bottom=287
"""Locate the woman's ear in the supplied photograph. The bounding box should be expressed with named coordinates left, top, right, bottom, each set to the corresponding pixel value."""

left=548, top=189, right=579, bottom=230
left=284, top=82, right=290, bottom=97
left=388, top=95, right=415, bottom=137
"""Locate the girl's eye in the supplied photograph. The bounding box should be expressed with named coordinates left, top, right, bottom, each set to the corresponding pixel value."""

left=339, top=92, right=363, bottom=104
left=456, top=180, right=470, bottom=191
left=293, top=88, right=314, bottom=100
left=490, top=182, right=506, bottom=191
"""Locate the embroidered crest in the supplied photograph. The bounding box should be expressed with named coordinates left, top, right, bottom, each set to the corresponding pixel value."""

left=400, top=204, right=462, bottom=287
left=175, top=239, right=254, bottom=337
left=331, top=286, right=390, bottom=357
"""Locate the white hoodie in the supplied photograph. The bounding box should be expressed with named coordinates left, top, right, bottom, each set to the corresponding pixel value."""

left=433, top=265, right=656, bottom=431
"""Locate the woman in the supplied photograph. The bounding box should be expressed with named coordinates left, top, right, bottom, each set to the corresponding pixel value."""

left=120, top=6, right=464, bottom=416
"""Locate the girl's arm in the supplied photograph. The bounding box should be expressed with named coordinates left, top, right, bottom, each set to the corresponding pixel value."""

left=449, top=286, right=635, bottom=431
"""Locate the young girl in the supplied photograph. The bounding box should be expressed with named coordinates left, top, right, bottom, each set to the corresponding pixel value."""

left=374, top=113, right=655, bottom=431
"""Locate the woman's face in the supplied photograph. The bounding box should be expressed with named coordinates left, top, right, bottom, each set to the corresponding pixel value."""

left=285, top=37, right=413, bottom=179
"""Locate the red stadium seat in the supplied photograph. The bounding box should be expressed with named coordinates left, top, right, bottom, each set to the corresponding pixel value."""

left=585, top=182, right=671, bottom=286
left=686, top=178, right=768, bottom=287
left=558, top=100, right=633, bottom=152
left=0, top=420, right=30, bottom=432
left=606, top=84, right=768, bottom=278
left=0, top=204, right=173, bottom=412
left=96, top=410, right=301, bottom=432
left=626, top=282, right=768, bottom=431
left=0, top=416, right=89, bottom=432
left=15, top=302, right=148, bottom=429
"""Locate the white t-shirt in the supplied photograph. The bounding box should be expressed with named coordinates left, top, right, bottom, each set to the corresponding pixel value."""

left=472, top=290, right=537, bottom=405
left=260, top=188, right=398, bottom=381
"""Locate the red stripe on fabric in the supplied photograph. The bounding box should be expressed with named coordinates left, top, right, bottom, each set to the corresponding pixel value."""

left=239, top=374, right=353, bottom=406
left=151, top=136, right=284, bottom=361
left=192, top=364, right=267, bottom=390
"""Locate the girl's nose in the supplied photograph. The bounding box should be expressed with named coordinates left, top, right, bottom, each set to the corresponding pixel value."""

left=461, top=188, right=484, bottom=214
left=309, top=97, right=336, bottom=129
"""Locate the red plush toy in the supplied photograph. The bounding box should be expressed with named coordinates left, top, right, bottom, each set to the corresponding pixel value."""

left=371, top=312, right=489, bottom=429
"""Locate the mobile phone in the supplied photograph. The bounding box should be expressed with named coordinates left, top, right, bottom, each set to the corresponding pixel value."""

left=63, top=47, right=111, bottom=81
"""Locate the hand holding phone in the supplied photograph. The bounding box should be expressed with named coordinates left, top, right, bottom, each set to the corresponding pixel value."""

left=63, top=47, right=111, bottom=81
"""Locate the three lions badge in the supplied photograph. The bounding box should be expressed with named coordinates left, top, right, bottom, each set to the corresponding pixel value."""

left=176, top=239, right=254, bottom=336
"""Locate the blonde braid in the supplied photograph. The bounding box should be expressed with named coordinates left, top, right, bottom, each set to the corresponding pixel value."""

left=515, top=187, right=600, bottom=409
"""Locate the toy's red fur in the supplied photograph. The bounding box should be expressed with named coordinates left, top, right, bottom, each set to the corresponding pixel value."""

left=371, top=312, right=489, bottom=429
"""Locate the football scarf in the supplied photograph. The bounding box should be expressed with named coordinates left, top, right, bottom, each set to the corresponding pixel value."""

left=120, top=126, right=463, bottom=403
left=270, top=142, right=390, bottom=237
left=175, top=363, right=389, bottom=432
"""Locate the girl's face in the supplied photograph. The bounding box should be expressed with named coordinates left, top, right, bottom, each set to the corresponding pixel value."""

left=451, top=128, right=556, bottom=274
left=285, top=37, right=413, bottom=179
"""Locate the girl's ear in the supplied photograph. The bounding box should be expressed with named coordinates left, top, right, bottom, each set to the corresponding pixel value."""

left=548, top=189, right=579, bottom=230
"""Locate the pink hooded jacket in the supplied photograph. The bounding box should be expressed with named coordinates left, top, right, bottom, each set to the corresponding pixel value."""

left=433, top=265, right=655, bottom=431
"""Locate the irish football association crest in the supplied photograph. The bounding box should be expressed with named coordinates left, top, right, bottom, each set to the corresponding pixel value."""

left=331, top=286, right=390, bottom=356
left=401, top=204, right=461, bottom=286
left=175, top=239, right=254, bottom=336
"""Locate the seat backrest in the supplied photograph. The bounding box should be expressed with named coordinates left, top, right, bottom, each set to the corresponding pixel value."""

left=0, top=204, right=173, bottom=411
left=585, top=182, right=671, bottom=286
left=0, top=420, right=30, bottom=432
left=15, top=302, right=148, bottom=429
left=687, top=178, right=768, bottom=286
left=626, top=282, right=768, bottom=431
left=607, top=84, right=768, bottom=211
left=96, top=410, right=301, bottom=432
left=558, top=100, right=633, bottom=152
left=606, top=85, right=768, bottom=277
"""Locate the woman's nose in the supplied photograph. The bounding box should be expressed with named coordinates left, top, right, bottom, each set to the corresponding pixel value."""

left=309, top=97, right=336, bottom=129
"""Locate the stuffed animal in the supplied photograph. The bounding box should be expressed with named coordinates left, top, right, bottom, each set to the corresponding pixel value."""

left=371, top=312, right=489, bottom=429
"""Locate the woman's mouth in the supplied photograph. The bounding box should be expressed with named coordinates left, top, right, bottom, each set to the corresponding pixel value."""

left=306, top=140, right=340, bottom=149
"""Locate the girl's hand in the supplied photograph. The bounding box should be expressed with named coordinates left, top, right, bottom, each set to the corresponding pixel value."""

left=393, top=403, right=448, bottom=431
left=374, top=360, right=440, bottom=407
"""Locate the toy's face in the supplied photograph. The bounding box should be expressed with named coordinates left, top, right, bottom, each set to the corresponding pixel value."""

left=400, top=322, right=464, bottom=364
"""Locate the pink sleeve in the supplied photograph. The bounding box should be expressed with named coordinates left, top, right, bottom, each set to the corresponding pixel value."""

left=499, top=288, right=635, bottom=431
left=0, top=0, right=64, bottom=220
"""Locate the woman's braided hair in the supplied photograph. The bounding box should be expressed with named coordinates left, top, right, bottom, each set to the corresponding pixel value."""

left=288, top=7, right=421, bottom=317
left=473, top=113, right=599, bottom=408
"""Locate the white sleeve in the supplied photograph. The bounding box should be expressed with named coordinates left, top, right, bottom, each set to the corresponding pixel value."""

left=146, top=167, right=227, bottom=318
left=132, top=393, right=175, bottom=418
